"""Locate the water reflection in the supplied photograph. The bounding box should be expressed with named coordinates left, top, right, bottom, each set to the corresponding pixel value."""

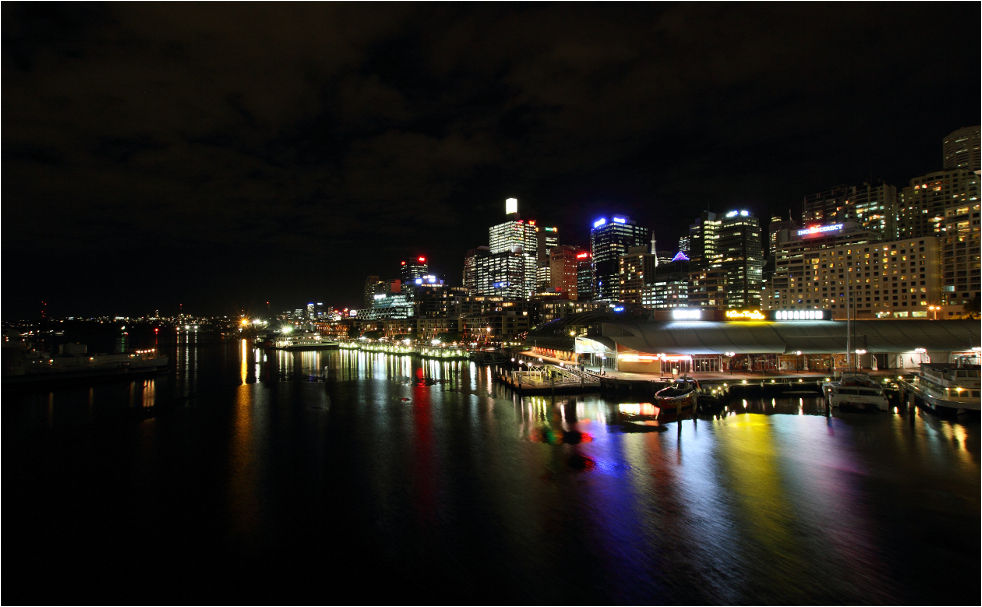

left=7, top=346, right=980, bottom=605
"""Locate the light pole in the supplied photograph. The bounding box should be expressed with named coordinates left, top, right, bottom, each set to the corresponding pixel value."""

left=928, top=305, right=940, bottom=320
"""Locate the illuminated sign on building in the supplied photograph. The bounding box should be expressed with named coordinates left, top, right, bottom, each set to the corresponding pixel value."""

left=671, top=309, right=701, bottom=320
left=797, top=224, right=843, bottom=237
left=671, top=251, right=689, bottom=262
left=506, top=198, right=518, bottom=214
left=593, top=218, right=606, bottom=228
left=771, top=310, right=831, bottom=320
left=612, top=216, right=626, bottom=224
left=576, top=252, right=590, bottom=259
left=725, top=309, right=766, bottom=320
left=724, top=210, right=750, bottom=218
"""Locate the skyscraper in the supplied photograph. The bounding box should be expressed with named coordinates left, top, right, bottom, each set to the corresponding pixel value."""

left=618, top=246, right=657, bottom=306
left=943, top=126, right=980, bottom=171
left=687, top=210, right=764, bottom=309
left=549, top=245, right=580, bottom=299
left=489, top=198, right=538, bottom=298
left=590, top=215, right=649, bottom=301
left=715, top=210, right=764, bottom=309
left=535, top=225, right=559, bottom=290
left=401, top=257, right=428, bottom=290
left=687, top=211, right=721, bottom=267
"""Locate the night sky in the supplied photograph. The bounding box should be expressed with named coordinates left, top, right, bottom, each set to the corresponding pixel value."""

left=3, top=3, right=979, bottom=319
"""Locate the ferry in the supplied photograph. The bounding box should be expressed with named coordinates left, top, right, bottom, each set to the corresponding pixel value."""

left=273, top=333, right=339, bottom=350
left=822, top=372, right=890, bottom=411
left=899, top=362, right=981, bottom=415
left=3, top=343, right=169, bottom=386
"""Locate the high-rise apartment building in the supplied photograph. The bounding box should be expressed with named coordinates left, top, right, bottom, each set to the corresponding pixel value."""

left=803, top=185, right=854, bottom=224
left=618, top=246, right=657, bottom=306
left=897, top=168, right=980, bottom=306
left=850, top=181, right=898, bottom=239
left=590, top=215, right=650, bottom=301
left=943, top=126, right=980, bottom=171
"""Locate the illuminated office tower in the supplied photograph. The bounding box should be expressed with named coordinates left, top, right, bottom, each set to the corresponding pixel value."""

left=463, top=247, right=489, bottom=295
left=576, top=252, right=594, bottom=301
left=943, top=126, right=980, bottom=171
left=716, top=210, right=764, bottom=309
left=590, top=215, right=650, bottom=301
left=535, top=225, right=559, bottom=290
left=401, top=257, right=428, bottom=289
left=687, top=211, right=721, bottom=267
left=898, top=169, right=980, bottom=306
left=488, top=198, right=538, bottom=298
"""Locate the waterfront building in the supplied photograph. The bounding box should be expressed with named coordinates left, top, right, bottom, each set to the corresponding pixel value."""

left=590, top=215, right=650, bottom=301
left=943, top=125, right=980, bottom=171
left=897, top=168, right=980, bottom=307
left=763, top=233, right=942, bottom=320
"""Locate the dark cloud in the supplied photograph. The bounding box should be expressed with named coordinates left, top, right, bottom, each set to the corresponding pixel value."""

left=2, top=2, right=979, bottom=318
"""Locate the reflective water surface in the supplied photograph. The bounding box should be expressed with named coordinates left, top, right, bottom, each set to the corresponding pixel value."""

left=6, top=340, right=980, bottom=604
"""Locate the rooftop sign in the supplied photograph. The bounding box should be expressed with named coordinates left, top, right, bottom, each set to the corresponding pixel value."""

left=725, top=310, right=766, bottom=321
left=797, top=224, right=843, bottom=237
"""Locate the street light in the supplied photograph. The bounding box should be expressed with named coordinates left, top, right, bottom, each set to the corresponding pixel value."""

left=928, top=305, right=940, bottom=320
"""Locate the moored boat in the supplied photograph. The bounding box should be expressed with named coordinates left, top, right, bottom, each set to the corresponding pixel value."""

left=655, top=377, right=700, bottom=410
left=899, top=361, right=981, bottom=415
left=822, top=372, right=890, bottom=411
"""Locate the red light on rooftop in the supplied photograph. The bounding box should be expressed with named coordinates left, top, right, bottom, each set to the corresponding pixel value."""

left=418, top=256, right=426, bottom=263
left=401, top=261, right=406, bottom=265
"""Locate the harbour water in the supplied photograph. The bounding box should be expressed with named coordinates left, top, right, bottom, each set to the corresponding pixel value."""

left=6, top=339, right=980, bottom=604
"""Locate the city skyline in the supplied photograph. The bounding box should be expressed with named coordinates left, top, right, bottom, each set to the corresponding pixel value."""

left=3, top=3, right=980, bottom=318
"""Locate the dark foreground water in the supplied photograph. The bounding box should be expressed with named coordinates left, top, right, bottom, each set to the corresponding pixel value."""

left=6, top=340, right=980, bottom=604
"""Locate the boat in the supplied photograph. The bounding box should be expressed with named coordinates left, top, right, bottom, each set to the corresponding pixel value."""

left=2, top=343, right=169, bottom=386
left=655, top=376, right=700, bottom=410
left=898, top=361, right=981, bottom=415
left=469, top=349, right=510, bottom=364
left=273, top=332, right=339, bottom=350
left=822, top=372, right=890, bottom=411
